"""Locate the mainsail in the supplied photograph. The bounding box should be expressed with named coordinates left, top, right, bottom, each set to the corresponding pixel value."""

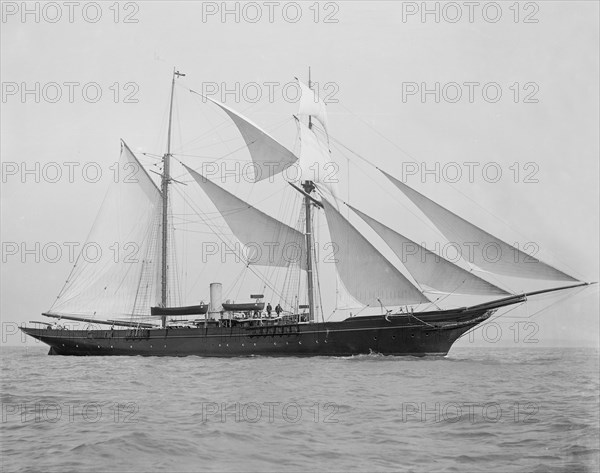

left=347, top=204, right=509, bottom=296
left=198, top=93, right=298, bottom=183
left=185, top=165, right=306, bottom=269
left=321, top=198, right=430, bottom=306
left=382, top=170, right=578, bottom=282
left=49, top=141, right=163, bottom=319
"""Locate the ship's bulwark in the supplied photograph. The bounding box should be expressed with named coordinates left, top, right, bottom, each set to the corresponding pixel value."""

left=21, top=309, right=492, bottom=357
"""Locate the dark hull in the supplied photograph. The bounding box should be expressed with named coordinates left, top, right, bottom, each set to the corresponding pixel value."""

left=21, top=308, right=493, bottom=357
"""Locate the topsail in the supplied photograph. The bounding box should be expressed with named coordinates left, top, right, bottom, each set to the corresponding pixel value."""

left=296, top=78, right=328, bottom=132
left=296, top=119, right=334, bottom=186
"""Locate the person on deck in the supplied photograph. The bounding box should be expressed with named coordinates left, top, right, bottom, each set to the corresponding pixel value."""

left=266, top=303, right=272, bottom=317
left=275, top=303, right=282, bottom=316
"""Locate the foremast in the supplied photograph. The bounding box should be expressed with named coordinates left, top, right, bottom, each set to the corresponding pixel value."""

left=160, top=69, right=185, bottom=327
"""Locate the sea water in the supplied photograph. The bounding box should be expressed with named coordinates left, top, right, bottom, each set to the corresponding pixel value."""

left=1, top=346, right=598, bottom=472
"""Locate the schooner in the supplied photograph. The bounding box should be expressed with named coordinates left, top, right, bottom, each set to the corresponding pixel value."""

left=21, top=70, right=592, bottom=356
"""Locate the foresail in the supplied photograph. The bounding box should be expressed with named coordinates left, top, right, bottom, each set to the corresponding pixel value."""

left=322, top=198, right=429, bottom=306
left=49, top=141, right=163, bottom=319
left=348, top=204, right=509, bottom=296
left=185, top=165, right=306, bottom=269
left=382, top=170, right=578, bottom=282
left=200, top=94, right=297, bottom=182
left=296, top=78, right=328, bottom=132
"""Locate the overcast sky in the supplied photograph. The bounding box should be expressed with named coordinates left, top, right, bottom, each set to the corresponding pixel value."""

left=1, top=1, right=598, bottom=347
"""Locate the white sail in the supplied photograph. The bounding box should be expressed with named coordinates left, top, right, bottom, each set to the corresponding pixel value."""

left=49, top=141, right=163, bottom=319
left=296, top=119, right=335, bottom=186
left=185, top=165, right=306, bottom=269
left=348, top=204, right=510, bottom=296
left=382, top=170, right=578, bottom=282
left=296, top=79, right=328, bottom=132
left=322, top=198, right=430, bottom=306
left=200, top=94, right=297, bottom=182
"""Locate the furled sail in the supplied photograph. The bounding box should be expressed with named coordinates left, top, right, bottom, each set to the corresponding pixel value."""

left=382, top=170, right=578, bottom=282
left=348, top=204, right=510, bottom=296
left=185, top=164, right=306, bottom=269
left=322, top=198, right=429, bottom=306
left=49, top=141, right=163, bottom=319
left=296, top=78, right=328, bottom=132
left=200, top=94, right=297, bottom=183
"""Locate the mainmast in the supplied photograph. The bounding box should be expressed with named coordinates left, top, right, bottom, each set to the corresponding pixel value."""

left=303, top=180, right=316, bottom=322
left=160, top=69, right=185, bottom=327
left=303, top=66, right=315, bottom=323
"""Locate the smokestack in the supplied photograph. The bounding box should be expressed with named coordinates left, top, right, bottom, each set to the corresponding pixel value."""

left=209, top=282, right=223, bottom=319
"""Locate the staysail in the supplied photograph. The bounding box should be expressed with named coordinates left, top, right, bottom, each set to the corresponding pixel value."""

left=198, top=93, right=297, bottom=183
left=321, top=198, right=429, bottom=306
left=382, top=170, right=578, bottom=282
left=348, top=204, right=509, bottom=296
left=49, top=141, right=163, bottom=319
left=185, top=165, right=306, bottom=269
